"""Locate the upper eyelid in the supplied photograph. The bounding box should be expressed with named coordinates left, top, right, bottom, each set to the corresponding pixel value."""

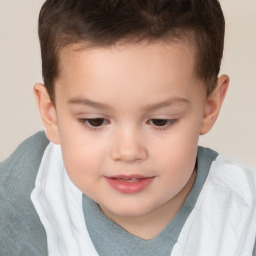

left=80, top=118, right=109, bottom=123
left=78, top=117, right=177, bottom=123
left=78, top=118, right=110, bottom=131
left=148, top=118, right=178, bottom=128
left=78, top=117, right=178, bottom=126
left=148, top=118, right=177, bottom=122
left=149, top=118, right=177, bottom=123
left=78, top=120, right=178, bottom=134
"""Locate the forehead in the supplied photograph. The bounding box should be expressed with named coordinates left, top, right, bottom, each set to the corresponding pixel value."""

left=58, top=39, right=197, bottom=79
left=55, top=40, right=205, bottom=105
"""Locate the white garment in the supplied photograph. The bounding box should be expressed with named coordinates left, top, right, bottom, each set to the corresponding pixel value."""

left=172, top=156, right=256, bottom=256
left=31, top=143, right=256, bottom=256
left=31, top=143, right=99, bottom=256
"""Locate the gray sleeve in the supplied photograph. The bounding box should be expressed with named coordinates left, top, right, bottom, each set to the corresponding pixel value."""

left=0, top=131, right=49, bottom=256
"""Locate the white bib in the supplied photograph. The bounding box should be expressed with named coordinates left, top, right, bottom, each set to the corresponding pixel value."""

left=31, top=143, right=99, bottom=256
left=31, top=143, right=256, bottom=256
left=172, top=156, right=256, bottom=256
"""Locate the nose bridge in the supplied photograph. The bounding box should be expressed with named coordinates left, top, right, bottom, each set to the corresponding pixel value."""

left=110, top=125, right=148, bottom=163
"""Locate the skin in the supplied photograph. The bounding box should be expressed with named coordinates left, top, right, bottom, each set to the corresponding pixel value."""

left=34, top=41, right=229, bottom=239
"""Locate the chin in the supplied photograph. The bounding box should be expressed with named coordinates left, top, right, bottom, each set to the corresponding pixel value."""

left=100, top=200, right=156, bottom=218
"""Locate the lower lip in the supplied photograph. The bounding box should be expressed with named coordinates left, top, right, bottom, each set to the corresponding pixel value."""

left=105, top=177, right=154, bottom=194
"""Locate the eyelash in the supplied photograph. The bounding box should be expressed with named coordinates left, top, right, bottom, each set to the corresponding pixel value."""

left=147, top=119, right=178, bottom=130
left=79, top=118, right=178, bottom=131
left=79, top=118, right=109, bottom=131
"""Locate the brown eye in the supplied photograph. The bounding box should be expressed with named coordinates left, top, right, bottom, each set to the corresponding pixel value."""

left=79, top=118, right=110, bottom=131
left=151, top=119, right=169, bottom=126
left=87, top=118, right=106, bottom=127
left=148, top=119, right=178, bottom=129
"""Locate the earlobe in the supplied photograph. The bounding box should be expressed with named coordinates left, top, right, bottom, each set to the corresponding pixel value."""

left=200, top=75, right=229, bottom=135
left=34, top=83, right=60, bottom=144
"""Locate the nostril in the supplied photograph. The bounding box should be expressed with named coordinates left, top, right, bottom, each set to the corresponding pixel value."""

left=110, top=146, right=148, bottom=163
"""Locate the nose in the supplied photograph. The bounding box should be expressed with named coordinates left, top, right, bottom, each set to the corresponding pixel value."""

left=110, top=129, right=148, bottom=163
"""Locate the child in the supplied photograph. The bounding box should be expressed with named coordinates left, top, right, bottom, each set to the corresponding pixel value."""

left=1, top=0, right=256, bottom=255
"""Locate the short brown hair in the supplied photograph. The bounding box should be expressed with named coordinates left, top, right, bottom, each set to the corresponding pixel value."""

left=38, top=0, right=225, bottom=102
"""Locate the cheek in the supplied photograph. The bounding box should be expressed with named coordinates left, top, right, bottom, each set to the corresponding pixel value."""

left=152, top=120, right=200, bottom=162
left=157, top=144, right=197, bottom=201
left=58, top=116, right=103, bottom=164
left=150, top=121, right=199, bottom=183
left=59, top=128, right=107, bottom=190
left=158, top=142, right=197, bottom=177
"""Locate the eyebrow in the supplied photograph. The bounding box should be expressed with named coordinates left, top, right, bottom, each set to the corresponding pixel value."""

left=143, top=97, right=190, bottom=111
left=68, top=97, right=190, bottom=111
left=68, top=97, right=111, bottom=110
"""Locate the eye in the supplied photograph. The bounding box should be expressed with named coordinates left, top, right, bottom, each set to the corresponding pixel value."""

left=148, top=119, right=178, bottom=129
left=151, top=119, right=169, bottom=126
left=79, top=118, right=109, bottom=129
left=86, top=118, right=106, bottom=127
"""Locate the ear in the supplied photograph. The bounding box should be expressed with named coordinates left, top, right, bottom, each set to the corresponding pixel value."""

left=200, top=75, right=229, bottom=135
left=34, top=83, right=60, bottom=144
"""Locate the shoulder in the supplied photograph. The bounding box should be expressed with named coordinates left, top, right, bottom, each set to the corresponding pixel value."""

left=208, top=154, right=256, bottom=207
left=0, top=131, right=49, bottom=255
left=182, top=151, right=256, bottom=254
left=0, top=131, right=49, bottom=169
left=0, top=131, right=49, bottom=192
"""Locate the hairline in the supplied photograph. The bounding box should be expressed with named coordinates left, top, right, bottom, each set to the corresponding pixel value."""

left=50, top=31, right=210, bottom=104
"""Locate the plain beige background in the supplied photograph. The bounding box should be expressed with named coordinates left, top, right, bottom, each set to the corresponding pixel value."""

left=0, top=0, right=255, bottom=168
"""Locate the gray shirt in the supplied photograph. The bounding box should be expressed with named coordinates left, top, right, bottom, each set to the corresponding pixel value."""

left=0, top=131, right=255, bottom=255
left=83, top=147, right=218, bottom=256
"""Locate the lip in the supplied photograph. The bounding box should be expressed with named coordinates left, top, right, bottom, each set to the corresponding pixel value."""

left=105, top=175, right=155, bottom=194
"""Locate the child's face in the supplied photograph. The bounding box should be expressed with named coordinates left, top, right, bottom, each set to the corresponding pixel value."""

left=37, top=41, right=227, bottom=225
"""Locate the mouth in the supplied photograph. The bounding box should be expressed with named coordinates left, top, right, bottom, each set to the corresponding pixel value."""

left=115, top=177, right=142, bottom=182
left=104, top=175, right=155, bottom=194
